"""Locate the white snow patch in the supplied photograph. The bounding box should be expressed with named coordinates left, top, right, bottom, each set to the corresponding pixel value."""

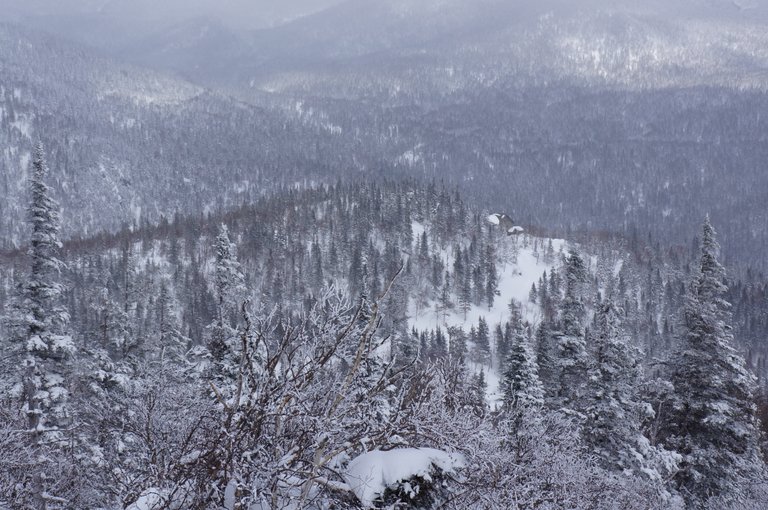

left=411, top=236, right=564, bottom=332
left=126, top=488, right=166, bottom=510
left=19, top=151, right=31, bottom=175
left=470, top=360, right=503, bottom=407
left=398, top=145, right=424, bottom=166
left=10, top=114, right=32, bottom=138
left=411, top=221, right=426, bottom=246
left=344, top=448, right=465, bottom=508
left=224, top=479, right=237, bottom=510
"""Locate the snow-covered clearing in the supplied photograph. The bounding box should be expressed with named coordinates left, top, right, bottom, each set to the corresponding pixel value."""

left=409, top=229, right=566, bottom=407
left=410, top=234, right=564, bottom=332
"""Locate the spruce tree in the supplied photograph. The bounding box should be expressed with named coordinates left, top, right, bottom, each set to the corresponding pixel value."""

left=662, top=218, right=767, bottom=506
left=156, top=280, right=189, bottom=363
left=438, top=272, right=453, bottom=324
left=528, top=282, right=537, bottom=304
left=502, top=329, right=544, bottom=408
left=474, top=317, right=491, bottom=366
left=118, top=252, right=141, bottom=359
left=459, top=272, right=472, bottom=320
left=495, top=323, right=508, bottom=371
left=18, top=143, right=74, bottom=508
left=24, top=145, right=70, bottom=345
left=208, top=225, right=246, bottom=388
left=310, top=237, right=324, bottom=289
left=348, top=245, right=363, bottom=299
left=21, top=144, right=74, bottom=430
left=448, top=326, right=467, bottom=364
left=584, top=301, right=675, bottom=481
left=472, top=368, right=489, bottom=412
left=534, top=322, right=557, bottom=398
left=555, top=249, right=589, bottom=410
left=484, top=243, right=498, bottom=309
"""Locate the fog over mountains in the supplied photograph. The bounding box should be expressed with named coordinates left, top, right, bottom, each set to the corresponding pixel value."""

left=2, top=0, right=768, bottom=270
left=0, top=0, right=344, bottom=30
left=7, top=0, right=768, bottom=90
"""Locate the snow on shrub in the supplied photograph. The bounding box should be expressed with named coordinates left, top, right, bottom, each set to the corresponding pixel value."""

left=344, top=448, right=465, bottom=508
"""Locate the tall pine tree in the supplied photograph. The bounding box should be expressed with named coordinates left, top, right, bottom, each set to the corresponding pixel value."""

left=21, top=143, right=74, bottom=432
left=207, top=225, right=246, bottom=393
left=584, top=301, right=677, bottom=483
left=554, top=249, right=589, bottom=410
left=502, top=328, right=544, bottom=409
left=19, top=143, right=74, bottom=508
left=662, top=218, right=767, bottom=507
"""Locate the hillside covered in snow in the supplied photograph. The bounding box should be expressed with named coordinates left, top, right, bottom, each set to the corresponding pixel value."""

left=2, top=1, right=768, bottom=508
left=2, top=179, right=766, bottom=508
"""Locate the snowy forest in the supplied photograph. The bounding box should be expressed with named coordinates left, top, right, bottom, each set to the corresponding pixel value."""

left=1, top=147, right=766, bottom=508
left=2, top=1, right=768, bottom=509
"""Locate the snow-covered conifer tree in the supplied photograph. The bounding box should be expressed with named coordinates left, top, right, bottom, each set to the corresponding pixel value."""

left=208, top=225, right=245, bottom=368
left=21, top=143, right=74, bottom=429
left=310, top=236, right=324, bottom=289
left=584, top=301, right=678, bottom=483
left=484, top=243, right=498, bottom=309
left=473, top=316, right=491, bottom=365
left=502, top=328, right=544, bottom=408
left=534, top=322, right=558, bottom=399
left=155, top=280, right=189, bottom=363
left=661, top=218, right=767, bottom=507
left=15, top=143, right=75, bottom=508
left=555, top=249, right=589, bottom=410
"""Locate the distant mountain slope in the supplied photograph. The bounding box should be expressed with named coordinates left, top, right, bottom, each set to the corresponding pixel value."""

left=5, top=1, right=768, bottom=95
left=0, top=23, right=384, bottom=247
left=3, top=1, right=768, bottom=278
left=216, top=0, right=768, bottom=98
left=0, top=23, right=202, bottom=104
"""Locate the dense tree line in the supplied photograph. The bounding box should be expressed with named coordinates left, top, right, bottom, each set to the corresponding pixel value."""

left=1, top=149, right=766, bottom=508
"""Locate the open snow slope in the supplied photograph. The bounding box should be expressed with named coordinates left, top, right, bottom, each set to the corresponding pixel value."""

left=409, top=227, right=567, bottom=406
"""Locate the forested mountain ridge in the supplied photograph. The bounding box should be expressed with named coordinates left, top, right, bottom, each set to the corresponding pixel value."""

left=0, top=23, right=394, bottom=247
left=206, top=0, right=768, bottom=97
left=267, top=84, right=768, bottom=273
left=1, top=176, right=766, bottom=507
left=3, top=12, right=768, bottom=273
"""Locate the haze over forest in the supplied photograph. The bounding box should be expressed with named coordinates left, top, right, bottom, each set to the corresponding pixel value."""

left=1, top=1, right=768, bottom=509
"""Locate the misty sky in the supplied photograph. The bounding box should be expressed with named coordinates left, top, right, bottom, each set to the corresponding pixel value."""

left=0, top=0, right=346, bottom=29
left=5, top=0, right=768, bottom=33
left=3, top=0, right=768, bottom=61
